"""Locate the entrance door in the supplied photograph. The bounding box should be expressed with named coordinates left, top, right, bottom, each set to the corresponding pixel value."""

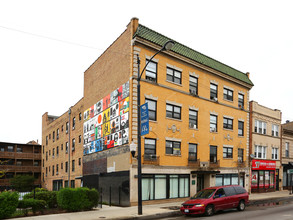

left=276, top=169, right=279, bottom=191
left=197, top=174, right=204, bottom=192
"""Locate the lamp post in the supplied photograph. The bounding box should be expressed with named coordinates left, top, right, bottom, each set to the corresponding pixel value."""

left=136, top=40, right=175, bottom=215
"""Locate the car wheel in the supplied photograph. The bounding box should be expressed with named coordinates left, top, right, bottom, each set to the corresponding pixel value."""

left=205, top=205, right=214, bottom=216
left=237, top=200, right=245, bottom=211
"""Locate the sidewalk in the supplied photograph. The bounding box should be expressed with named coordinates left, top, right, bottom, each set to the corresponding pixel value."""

left=11, top=190, right=293, bottom=220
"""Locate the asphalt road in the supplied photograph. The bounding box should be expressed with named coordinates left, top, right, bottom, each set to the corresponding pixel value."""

left=163, top=202, right=293, bottom=220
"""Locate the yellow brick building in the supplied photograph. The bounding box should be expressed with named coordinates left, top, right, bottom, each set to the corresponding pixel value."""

left=42, top=18, right=253, bottom=205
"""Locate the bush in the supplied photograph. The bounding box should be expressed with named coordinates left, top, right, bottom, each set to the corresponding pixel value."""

left=0, top=191, right=19, bottom=219
left=24, top=191, right=57, bottom=208
left=18, top=198, right=46, bottom=215
left=57, top=187, right=99, bottom=211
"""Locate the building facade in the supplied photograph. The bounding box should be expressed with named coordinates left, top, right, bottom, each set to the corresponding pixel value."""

left=281, top=121, right=293, bottom=190
left=0, top=141, right=41, bottom=190
left=42, top=18, right=253, bottom=205
left=249, top=101, right=282, bottom=193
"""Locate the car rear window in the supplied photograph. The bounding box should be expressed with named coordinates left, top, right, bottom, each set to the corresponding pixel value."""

left=233, top=186, right=247, bottom=194
left=223, top=187, right=236, bottom=196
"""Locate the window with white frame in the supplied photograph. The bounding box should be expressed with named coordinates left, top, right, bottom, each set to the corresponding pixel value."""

left=145, top=99, right=157, bottom=121
left=223, top=117, right=233, bottom=130
left=254, top=145, right=267, bottom=159
left=238, top=121, right=244, bottom=136
left=272, top=147, right=278, bottom=160
left=238, top=148, right=244, bottom=162
left=223, top=147, right=233, bottom=158
left=285, top=142, right=289, bottom=157
left=210, top=83, right=218, bottom=100
left=224, top=88, right=233, bottom=101
left=189, top=109, right=198, bottom=129
left=238, top=93, right=244, bottom=108
left=166, top=103, right=181, bottom=120
left=166, top=140, right=181, bottom=155
left=272, top=124, right=279, bottom=137
left=146, top=59, right=157, bottom=82
left=210, top=115, right=217, bottom=132
left=189, top=76, right=198, bottom=95
left=144, top=138, right=156, bottom=156
left=254, top=120, right=267, bottom=134
left=166, top=67, right=181, bottom=84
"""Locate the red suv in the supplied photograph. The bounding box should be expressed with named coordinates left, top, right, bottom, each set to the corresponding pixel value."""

left=180, top=185, right=249, bottom=216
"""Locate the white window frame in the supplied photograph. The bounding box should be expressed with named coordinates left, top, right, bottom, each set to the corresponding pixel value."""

left=272, top=147, right=278, bottom=160
left=254, top=120, right=267, bottom=135
left=254, top=145, right=267, bottom=159
left=272, top=124, right=279, bottom=137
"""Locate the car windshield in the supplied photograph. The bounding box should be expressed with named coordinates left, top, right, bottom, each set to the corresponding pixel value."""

left=191, top=189, right=216, bottom=199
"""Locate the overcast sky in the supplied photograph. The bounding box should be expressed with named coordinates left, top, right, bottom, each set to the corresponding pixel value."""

left=0, top=0, right=292, bottom=144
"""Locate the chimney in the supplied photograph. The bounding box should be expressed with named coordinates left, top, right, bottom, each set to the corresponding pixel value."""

left=246, top=72, right=250, bottom=78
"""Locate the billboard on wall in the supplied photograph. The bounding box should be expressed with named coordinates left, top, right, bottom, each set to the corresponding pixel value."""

left=83, top=81, right=129, bottom=155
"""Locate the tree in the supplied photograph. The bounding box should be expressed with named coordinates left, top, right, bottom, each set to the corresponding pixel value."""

left=0, top=159, right=9, bottom=178
left=10, top=175, right=35, bottom=192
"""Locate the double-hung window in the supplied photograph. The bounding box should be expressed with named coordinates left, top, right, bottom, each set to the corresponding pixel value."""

left=167, top=67, right=181, bottom=84
left=238, top=93, right=244, bottom=108
left=285, top=142, right=289, bottom=157
left=223, top=147, right=233, bottom=158
left=238, top=121, right=244, bottom=136
left=210, top=146, right=217, bottom=163
left=210, top=83, right=218, bottom=100
left=272, top=124, right=279, bottom=137
left=166, top=104, right=181, bottom=120
left=255, top=120, right=267, bottom=134
left=144, top=138, right=156, bottom=156
left=145, top=99, right=157, bottom=121
left=188, top=143, right=197, bottom=161
left=166, top=140, right=181, bottom=155
left=145, top=59, right=157, bottom=82
left=254, top=145, right=267, bottom=159
left=223, top=117, right=233, bottom=130
left=72, top=117, right=76, bottom=130
left=272, top=147, right=278, bottom=160
left=238, top=148, right=244, bottom=162
left=189, top=76, right=198, bottom=95
left=224, top=88, right=233, bottom=101
left=210, top=115, right=217, bottom=132
left=72, top=138, right=75, bottom=151
left=189, top=109, right=198, bottom=129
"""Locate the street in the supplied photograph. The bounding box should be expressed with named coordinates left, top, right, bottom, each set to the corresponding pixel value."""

left=163, top=202, right=293, bottom=220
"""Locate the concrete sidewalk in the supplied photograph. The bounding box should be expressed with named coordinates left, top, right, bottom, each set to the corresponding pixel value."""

left=11, top=190, right=293, bottom=220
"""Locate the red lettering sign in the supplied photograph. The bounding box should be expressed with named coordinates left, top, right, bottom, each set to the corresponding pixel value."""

left=252, top=160, right=276, bottom=170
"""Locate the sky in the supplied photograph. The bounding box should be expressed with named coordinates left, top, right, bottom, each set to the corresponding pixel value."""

left=0, top=0, right=292, bottom=144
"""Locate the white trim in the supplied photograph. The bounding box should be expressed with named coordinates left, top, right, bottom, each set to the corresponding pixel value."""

left=189, top=106, right=199, bottom=111
left=210, top=111, right=218, bottom=115
left=189, top=72, right=199, bottom=78
left=144, top=94, right=158, bottom=101
left=223, top=115, right=234, bottom=120
left=238, top=90, right=245, bottom=95
left=165, top=137, right=182, bottom=142
left=238, top=118, right=245, bottom=122
left=210, top=80, right=219, bottom=85
left=145, top=55, right=158, bottom=63
left=166, top=63, right=183, bottom=72
left=223, top=145, right=234, bottom=148
left=166, top=100, right=183, bottom=107
left=224, top=85, right=234, bottom=91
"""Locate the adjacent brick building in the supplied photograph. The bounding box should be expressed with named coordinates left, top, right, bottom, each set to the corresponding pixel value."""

left=0, top=141, right=41, bottom=190
left=42, top=18, right=254, bottom=205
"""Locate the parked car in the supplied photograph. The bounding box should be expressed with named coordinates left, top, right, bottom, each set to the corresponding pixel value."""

left=180, top=185, right=249, bottom=216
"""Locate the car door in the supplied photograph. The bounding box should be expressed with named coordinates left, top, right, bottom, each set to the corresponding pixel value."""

left=213, top=188, right=228, bottom=211
left=223, top=187, right=238, bottom=209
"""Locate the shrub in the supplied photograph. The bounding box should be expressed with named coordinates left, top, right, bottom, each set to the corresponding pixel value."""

left=57, top=187, right=99, bottom=211
left=23, top=191, right=57, bottom=208
left=18, top=198, right=46, bottom=215
left=0, top=191, right=19, bottom=219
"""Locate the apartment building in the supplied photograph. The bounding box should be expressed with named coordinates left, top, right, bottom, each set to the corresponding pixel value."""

left=249, top=101, right=282, bottom=193
left=42, top=18, right=253, bottom=205
left=42, top=99, right=84, bottom=190
left=0, top=141, right=41, bottom=190
left=281, top=121, right=293, bottom=190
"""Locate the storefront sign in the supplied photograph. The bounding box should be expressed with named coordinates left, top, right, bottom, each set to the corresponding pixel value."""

left=252, top=160, right=276, bottom=170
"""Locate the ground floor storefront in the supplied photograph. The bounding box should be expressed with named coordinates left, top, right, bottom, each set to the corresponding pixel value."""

left=251, top=159, right=277, bottom=193
left=282, top=163, right=293, bottom=190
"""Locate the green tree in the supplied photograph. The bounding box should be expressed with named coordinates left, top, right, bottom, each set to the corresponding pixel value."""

left=0, top=159, right=9, bottom=178
left=10, top=175, right=35, bottom=192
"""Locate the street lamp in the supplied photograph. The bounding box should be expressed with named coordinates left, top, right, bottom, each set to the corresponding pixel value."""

left=136, top=40, right=175, bottom=215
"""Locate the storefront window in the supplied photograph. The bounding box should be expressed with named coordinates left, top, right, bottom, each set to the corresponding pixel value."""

left=155, top=175, right=166, bottom=199
left=142, top=176, right=154, bottom=201
left=170, top=175, right=179, bottom=198
left=251, top=171, right=258, bottom=189
left=265, top=171, right=270, bottom=188
left=270, top=171, right=274, bottom=188
left=216, top=174, right=239, bottom=186
left=259, top=171, right=264, bottom=188
left=179, top=176, right=189, bottom=197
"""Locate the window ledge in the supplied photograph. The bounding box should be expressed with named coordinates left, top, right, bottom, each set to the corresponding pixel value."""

left=165, top=154, right=181, bottom=157
left=223, top=158, right=233, bottom=160
left=149, top=120, right=157, bottom=123
left=223, top=98, right=234, bottom=103
left=223, top=128, right=233, bottom=131
left=166, top=80, right=183, bottom=87
left=188, top=127, right=198, bottom=131
left=166, top=117, right=182, bottom=122
left=238, top=135, right=245, bottom=138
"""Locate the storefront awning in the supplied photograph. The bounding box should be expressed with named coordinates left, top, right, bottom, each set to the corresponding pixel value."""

left=191, top=170, right=220, bottom=174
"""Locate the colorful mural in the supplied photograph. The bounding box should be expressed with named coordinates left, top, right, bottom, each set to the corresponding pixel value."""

left=83, top=81, right=129, bottom=155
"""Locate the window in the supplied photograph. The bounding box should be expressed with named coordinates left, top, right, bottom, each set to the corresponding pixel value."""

left=52, top=148, right=55, bottom=158
left=238, top=148, right=244, bottom=162
left=46, top=167, right=48, bottom=176
left=272, top=125, right=279, bottom=137
left=145, top=99, right=157, bottom=121
left=188, top=143, right=197, bottom=161
left=61, top=144, right=63, bottom=151
left=72, top=117, right=76, bottom=130
left=66, top=122, right=69, bottom=134
left=79, top=112, right=82, bottom=121
left=71, top=180, right=75, bottom=188
left=66, top=142, right=69, bottom=153
left=46, top=136, right=48, bottom=145
left=56, top=164, right=59, bottom=175
left=285, top=142, right=289, bottom=158
left=223, top=117, right=233, bottom=130
left=57, top=129, right=59, bottom=140
left=46, top=151, right=48, bottom=161
left=189, top=75, right=198, bottom=95
left=72, top=160, right=75, bottom=172
left=210, top=145, right=217, bottom=163
left=272, top=147, right=278, bottom=160
left=61, top=163, right=63, bottom=169
left=210, top=115, right=217, bottom=132
left=238, top=121, right=244, bottom=136
left=189, top=110, right=198, bottom=129
left=53, top=131, right=55, bottom=142
left=61, top=125, right=64, bottom=132
left=8, top=146, right=13, bottom=152
left=166, top=67, right=181, bottom=84
left=56, top=146, right=59, bottom=156
left=17, top=147, right=22, bottom=153
left=238, top=93, right=244, bottom=108
left=254, top=145, right=267, bottom=159
left=72, top=139, right=75, bottom=151
left=210, top=83, right=218, bottom=100
left=52, top=165, right=55, bottom=176
left=166, top=140, right=181, bottom=155
left=145, top=59, right=157, bottom=82
left=65, top=162, right=68, bottom=173
left=16, top=161, right=22, bottom=166
left=254, top=120, right=267, bottom=134
left=224, top=88, right=233, bottom=101
left=216, top=174, right=239, bottom=186
left=79, top=158, right=81, bottom=166
left=34, top=161, right=39, bottom=166
left=42, top=159, right=44, bottom=167
left=144, top=138, right=156, bottom=155
left=166, top=104, right=181, bottom=120
left=223, top=147, right=233, bottom=158
left=79, top=135, right=82, bottom=143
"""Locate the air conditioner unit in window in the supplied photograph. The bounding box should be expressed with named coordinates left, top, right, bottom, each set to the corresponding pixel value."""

left=239, top=104, right=244, bottom=109
left=212, top=97, right=218, bottom=102
left=210, top=128, right=216, bottom=132
left=189, top=89, right=197, bottom=96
